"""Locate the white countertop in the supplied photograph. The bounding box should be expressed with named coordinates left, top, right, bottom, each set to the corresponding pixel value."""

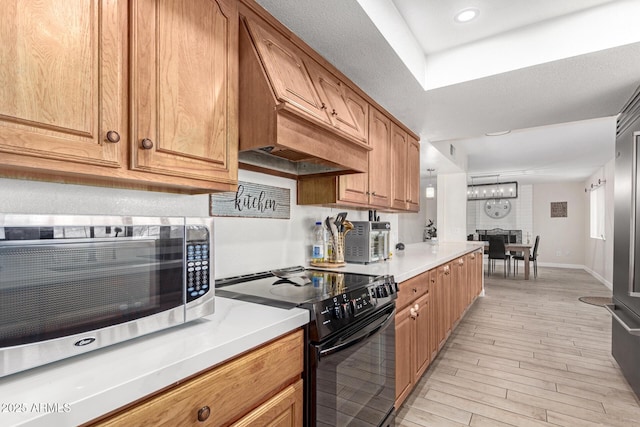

left=0, top=298, right=309, bottom=427
left=0, top=240, right=480, bottom=427
left=331, top=240, right=485, bottom=282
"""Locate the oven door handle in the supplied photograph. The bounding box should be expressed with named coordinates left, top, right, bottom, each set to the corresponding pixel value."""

left=318, top=306, right=395, bottom=359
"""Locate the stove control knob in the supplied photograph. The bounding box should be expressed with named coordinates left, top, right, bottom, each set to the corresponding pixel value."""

left=333, top=305, right=343, bottom=319
left=343, top=302, right=352, bottom=317
left=378, top=285, right=388, bottom=298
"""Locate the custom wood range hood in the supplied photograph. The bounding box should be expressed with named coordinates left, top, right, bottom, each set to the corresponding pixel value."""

left=237, top=4, right=372, bottom=178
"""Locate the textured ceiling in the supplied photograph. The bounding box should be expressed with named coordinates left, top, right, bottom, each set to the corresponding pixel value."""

left=254, top=0, right=640, bottom=183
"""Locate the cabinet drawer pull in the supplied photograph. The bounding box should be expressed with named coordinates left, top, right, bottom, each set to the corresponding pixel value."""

left=197, top=406, right=211, bottom=422
left=141, top=138, right=154, bottom=150
left=105, top=130, right=120, bottom=143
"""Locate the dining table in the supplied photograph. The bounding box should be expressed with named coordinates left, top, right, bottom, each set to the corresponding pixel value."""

left=483, top=242, right=533, bottom=280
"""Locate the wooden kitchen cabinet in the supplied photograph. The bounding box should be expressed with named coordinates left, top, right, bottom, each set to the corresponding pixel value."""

left=0, top=0, right=127, bottom=169
left=390, top=124, right=408, bottom=210
left=297, top=107, right=393, bottom=209
left=0, top=0, right=238, bottom=194
left=92, top=330, right=304, bottom=427
left=336, top=107, right=391, bottom=207
left=452, top=257, right=468, bottom=324
left=242, top=17, right=330, bottom=125
left=395, top=251, right=483, bottom=410
left=391, top=124, right=420, bottom=211
left=406, top=135, right=421, bottom=211
left=130, top=0, right=238, bottom=187
left=436, top=263, right=452, bottom=349
left=306, top=59, right=369, bottom=144
left=395, top=272, right=430, bottom=408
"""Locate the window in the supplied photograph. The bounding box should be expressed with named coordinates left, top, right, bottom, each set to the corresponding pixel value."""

left=590, top=186, right=605, bottom=240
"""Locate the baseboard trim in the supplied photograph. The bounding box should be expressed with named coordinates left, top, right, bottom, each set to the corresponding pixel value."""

left=537, top=262, right=584, bottom=269
left=583, top=266, right=613, bottom=290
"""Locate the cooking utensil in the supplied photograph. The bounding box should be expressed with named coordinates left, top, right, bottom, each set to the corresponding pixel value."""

left=325, top=216, right=335, bottom=239
left=328, top=216, right=338, bottom=238
left=335, top=212, right=347, bottom=232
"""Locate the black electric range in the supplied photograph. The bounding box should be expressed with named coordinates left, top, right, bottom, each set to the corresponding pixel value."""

left=216, top=266, right=398, bottom=427
left=215, top=266, right=397, bottom=342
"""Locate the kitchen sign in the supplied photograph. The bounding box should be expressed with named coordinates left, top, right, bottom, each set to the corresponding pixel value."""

left=209, top=181, right=290, bottom=219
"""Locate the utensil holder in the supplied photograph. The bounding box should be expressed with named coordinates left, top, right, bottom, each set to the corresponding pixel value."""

left=329, top=232, right=345, bottom=263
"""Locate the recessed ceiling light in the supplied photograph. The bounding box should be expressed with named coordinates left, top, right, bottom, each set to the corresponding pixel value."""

left=454, top=8, right=479, bottom=23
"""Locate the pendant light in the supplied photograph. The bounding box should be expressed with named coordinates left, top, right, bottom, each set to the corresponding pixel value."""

left=425, top=169, right=435, bottom=199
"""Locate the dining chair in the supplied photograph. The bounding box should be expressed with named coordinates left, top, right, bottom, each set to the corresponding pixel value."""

left=513, top=235, right=540, bottom=278
left=488, top=237, right=510, bottom=277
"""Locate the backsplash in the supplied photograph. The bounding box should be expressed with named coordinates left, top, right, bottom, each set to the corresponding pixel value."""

left=0, top=171, right=399, bottom=278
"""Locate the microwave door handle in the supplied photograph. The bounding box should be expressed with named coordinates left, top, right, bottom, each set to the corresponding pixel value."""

left=318, top=307, right=395, bottom=359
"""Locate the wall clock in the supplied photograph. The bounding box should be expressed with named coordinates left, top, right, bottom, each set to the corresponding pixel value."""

left=484, top=200, right=511, bottom=219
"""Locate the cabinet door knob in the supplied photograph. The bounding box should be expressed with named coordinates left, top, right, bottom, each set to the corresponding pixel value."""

left=412, top=287, right=417, bottom=293
left=197, top=406, right=211, bottom=422
left=140, top=138, right=154, bottom=150
left=471, top=254, right=476, bottom=260
left=371, top=192, right=376, bottom=196
left=414, top=303, right=419, bottom=311
left=331, top=109, right=337, bottom=116
left=105, top=130, right=120, bottom=143
left=320, top=102, right=327, bottom=110
left=459, top=259, right=464, bottom=265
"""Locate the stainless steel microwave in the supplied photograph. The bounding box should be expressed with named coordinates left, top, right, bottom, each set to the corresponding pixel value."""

left=344, top=221, right=390, bottom=264
left=0, top=214, right=214, bottom=377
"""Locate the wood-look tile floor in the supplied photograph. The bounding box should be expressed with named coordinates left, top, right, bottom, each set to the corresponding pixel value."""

left=396, top=267, right=640, bottom=427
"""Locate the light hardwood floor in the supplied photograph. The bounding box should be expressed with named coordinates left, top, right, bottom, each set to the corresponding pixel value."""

left=396, top=267, right=640, bottom=427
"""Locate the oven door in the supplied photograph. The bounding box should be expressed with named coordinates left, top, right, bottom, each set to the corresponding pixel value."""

left=311, top=303, right=396, bottom=427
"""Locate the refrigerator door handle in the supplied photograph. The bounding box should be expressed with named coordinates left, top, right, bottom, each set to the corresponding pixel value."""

left=606, top=304, right=640, bottom=336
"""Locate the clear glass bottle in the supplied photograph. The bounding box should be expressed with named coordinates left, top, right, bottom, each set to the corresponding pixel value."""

left=311, top=221, right=325, bottom=262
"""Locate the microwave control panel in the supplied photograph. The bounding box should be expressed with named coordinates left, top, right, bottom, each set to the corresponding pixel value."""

left=186, top=226, right=210, bottom=303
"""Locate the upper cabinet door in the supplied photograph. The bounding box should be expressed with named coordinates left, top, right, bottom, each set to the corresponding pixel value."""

left=306, top=61, right=368, bottom=143
left=368, top=108, right=391, bottom=208
left=131, top=0, right=238, bottom=183
left=391, top=123, right=408, bottom=210
left=244, top=18, right=329, bottom=124
left=0, top=0, right=126, bottom=168
left=407, top=136, right=420, bottom=211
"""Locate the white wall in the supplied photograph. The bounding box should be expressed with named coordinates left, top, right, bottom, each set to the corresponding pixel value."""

left=583, top=160, right=615, bottom=288
left=0, top=171, right=399, bottom=278
left=532, top=181, right=585, bottom=267
left=397, top=176, right=436, bottom=244
left=437, top=172, right=467, bottom=242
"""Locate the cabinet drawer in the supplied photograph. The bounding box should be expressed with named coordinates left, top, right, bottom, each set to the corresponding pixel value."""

left=95, top=330, right=304, bottom=427
left=397, top=272, right=429, bottom=310
left=231, top=379, right=303, bottom=427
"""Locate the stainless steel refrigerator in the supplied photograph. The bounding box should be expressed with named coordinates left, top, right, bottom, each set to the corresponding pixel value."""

left=609, top=84, right=640, bottom=397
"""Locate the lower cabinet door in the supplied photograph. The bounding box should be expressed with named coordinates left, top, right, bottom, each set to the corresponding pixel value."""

left=395, top=305, right=413, bottom=408
left=413, top=293, right=430, bottom=381
left=231, top=379, right=303, bottom=427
